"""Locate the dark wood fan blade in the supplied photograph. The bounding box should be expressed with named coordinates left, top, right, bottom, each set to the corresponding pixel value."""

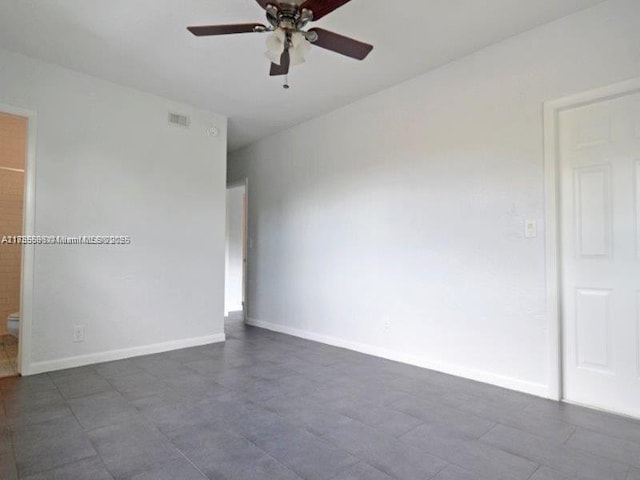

left=187, top=23, right=266, bottom=36
left=255, top=0, right=272, bottom=9
left=308, top=28, right=373, bottom=60
left=300, top=0, right=353, bottom=21
left=270, top=49, right=290, bottom=76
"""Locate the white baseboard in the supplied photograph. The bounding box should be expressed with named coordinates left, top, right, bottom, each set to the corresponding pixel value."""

left=246, top=318, right=548, bottom=399
left=24, top=333, right=226, bottom=376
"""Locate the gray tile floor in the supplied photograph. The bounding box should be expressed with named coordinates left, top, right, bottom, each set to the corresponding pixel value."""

left=1, top=319, right=639, bottom=479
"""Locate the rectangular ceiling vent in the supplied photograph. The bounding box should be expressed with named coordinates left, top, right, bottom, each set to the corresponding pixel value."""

left=168, top=112, right=190, bottom=128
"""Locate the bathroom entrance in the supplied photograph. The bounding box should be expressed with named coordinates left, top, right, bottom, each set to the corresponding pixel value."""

left=0, top=110, right=28, bottom=378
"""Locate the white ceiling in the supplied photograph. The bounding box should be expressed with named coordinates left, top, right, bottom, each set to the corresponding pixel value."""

left=0, top=0, right=604, bottom=151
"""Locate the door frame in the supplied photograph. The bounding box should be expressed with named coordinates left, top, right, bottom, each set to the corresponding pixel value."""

left=226, top=178, right=249, bottom=321
left=0, top=102, right=38, bottom=376
left=543, top=77, right=640, bottom=401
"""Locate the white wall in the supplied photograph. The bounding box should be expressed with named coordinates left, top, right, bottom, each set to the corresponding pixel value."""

left=229, top=0, right=640, bottom=397
left=225, top=185, right=244, bottom=315
left=0, top=48, right=228, bottom=374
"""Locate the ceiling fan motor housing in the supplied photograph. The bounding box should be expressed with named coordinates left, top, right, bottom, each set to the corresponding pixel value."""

left=266, top=3, right=314, bottom=33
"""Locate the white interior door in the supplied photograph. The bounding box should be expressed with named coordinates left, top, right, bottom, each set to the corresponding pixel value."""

left=559, top=89, right=640, bottom=418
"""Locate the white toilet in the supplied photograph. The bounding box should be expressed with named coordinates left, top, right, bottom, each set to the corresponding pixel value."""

left=6, top=312, right=19, bottom=338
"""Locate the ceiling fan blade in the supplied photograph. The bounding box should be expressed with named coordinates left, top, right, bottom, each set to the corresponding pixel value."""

left=308, top=28, right=373, bottom=60
left=187, top=23, right=266, bottom=36
left=270, top=49, right=290, bottom=76
left=300, top=0, right=353, bottom=21
left=255, top=0, right=272, bottom=9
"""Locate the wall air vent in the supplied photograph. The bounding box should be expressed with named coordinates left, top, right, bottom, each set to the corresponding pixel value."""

left=168, top=112, right=190, bottom=128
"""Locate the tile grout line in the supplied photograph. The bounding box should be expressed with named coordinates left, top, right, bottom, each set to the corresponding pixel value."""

left=171, top=446, right=210, bottom=480
left=476, top=421, right=549, bottom=477
left=26, top=375, right=115, bottom=479
left=561, top=435, right=634, bottom=479
left=174, top=328, right=640, bottom=479
left=398, top=419, right=547, bottom=480
left=97, top=357, right=302, bottom=480
left=477, top=422, right=501, bottom=440
left=233, top=323, right=636, bottom=479
left=72, top=367, right=212, bottom=480
left=526, top=464, right=542, bottom=480
left=220, top=341, right=461, bottom=480
left=92, top=362, right=213, bottom=479
left=9, top=322, right=640, bottom=480
left=209, top=424, right=306, bottom=480
left=396, top=419, right=425, bottom=439
left=478, top=421, right=637, bottom=480
left=325, top=461, right=361, bottom=480
left=426, top=460, right=449, bottom=480
left=181, top=378, right=351, bottom=480
left=562, top=426, right=577, bottom=445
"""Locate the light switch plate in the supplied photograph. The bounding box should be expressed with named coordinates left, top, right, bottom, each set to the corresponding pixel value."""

left=525, top=220, right=537, bottom=239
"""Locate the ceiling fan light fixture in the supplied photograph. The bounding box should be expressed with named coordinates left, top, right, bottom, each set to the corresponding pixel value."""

left=291, top=31, right=311, bottom=51
left=289, top=50, right=306, bottom=66
left=289, top=32, right=311, bottom=66
left=265, top=28, right=286, bottom=64
left=266, top=49, right=283, bottom=65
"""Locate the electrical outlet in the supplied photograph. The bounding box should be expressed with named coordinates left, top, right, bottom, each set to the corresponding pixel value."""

left=73, top=325, right=85, bottom=343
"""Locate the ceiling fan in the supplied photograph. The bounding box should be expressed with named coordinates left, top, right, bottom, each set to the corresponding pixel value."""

left=187, top=0, right=373, bottom=87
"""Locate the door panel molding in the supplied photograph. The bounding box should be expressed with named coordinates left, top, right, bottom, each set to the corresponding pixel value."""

left=574, top=288, right=613, bottom=373
left=574, top=165, right=613, bottom=258
left=574, top=102, right=611, bottom=150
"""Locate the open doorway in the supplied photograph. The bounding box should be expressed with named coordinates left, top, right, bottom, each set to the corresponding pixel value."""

left=0, top=111, right=28, bottom=378
left=225, top=181, right=247, bottom=323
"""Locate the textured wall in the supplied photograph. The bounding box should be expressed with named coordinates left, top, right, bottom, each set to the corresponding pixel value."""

left=0, top=48, right=228, bottom=372
left=229, top=0, right=640, bottom=396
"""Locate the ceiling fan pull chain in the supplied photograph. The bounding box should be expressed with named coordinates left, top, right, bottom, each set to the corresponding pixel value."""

left=283, top=74, right=290, bottom=89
